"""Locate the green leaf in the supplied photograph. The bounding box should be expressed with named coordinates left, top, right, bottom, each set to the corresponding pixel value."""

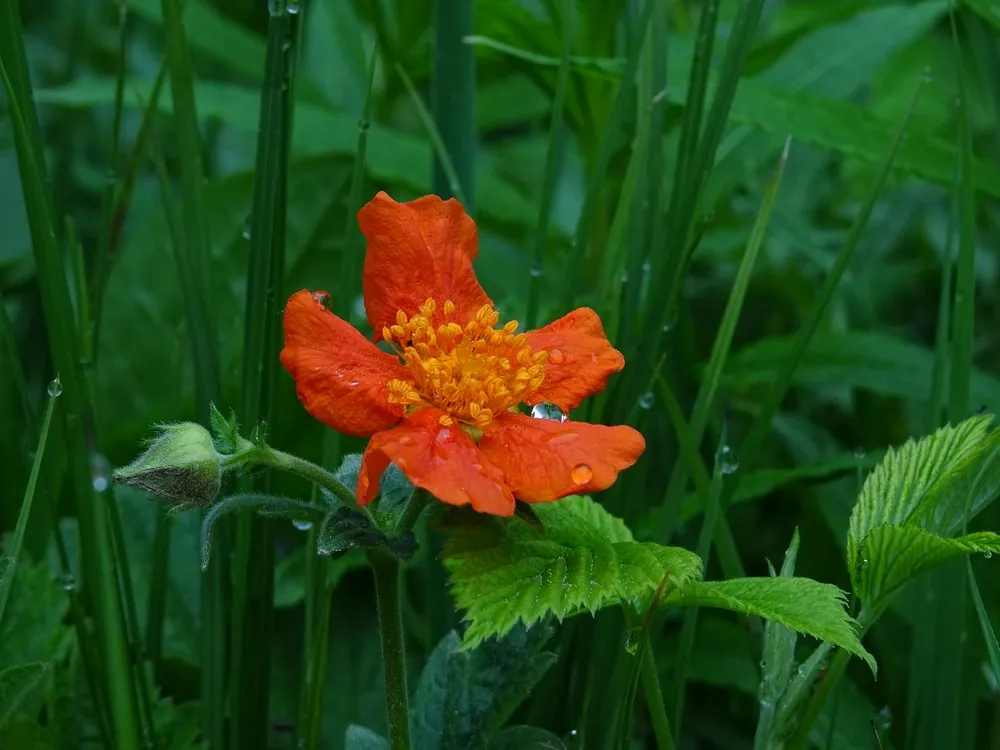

left=200, top=494, right=326, bottom=570
left=668, top=578, right=875, bottom=674
left=725, top=332, right=1000, bottom=411
left=852, top=526, right=1000, bottom=614
left=848, top=416, right=1000, bottom=574
left=412, top=625, right=557, bottom=750
left=315, top=506, right=416, bottom=561
left=489, top=726, right=567, bottom=749
left=332, top=454, right=415, bottom=533
left=0, top=662, right=49, bottom=727
left=438, top=495, right=703, bottom=649
left=754, top=530, right=801, bottom=748
left=344, top=725, right=390, bottom=750
left=208, top=403, right=239, bottom=454
left=0, top=714, right=55, bottom=750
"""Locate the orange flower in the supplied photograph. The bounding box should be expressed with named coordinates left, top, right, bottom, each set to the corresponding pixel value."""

left=280, top=192, right=645, bottom=517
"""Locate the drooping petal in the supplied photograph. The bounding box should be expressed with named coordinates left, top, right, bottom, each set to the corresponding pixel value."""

left=477, top=412, right=645, bottom=503
left=359, top=192, right=491, bottom=335
left=357, top=407, right=515, bottom=516
left=525, top=307, right=625, bottom=412
left=280, top=289, right=408, bottom=436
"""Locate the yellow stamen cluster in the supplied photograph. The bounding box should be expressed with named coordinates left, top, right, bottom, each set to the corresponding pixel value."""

left=383, top=298, right=547, bottom=429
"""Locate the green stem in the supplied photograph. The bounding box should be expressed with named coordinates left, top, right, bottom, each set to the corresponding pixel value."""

left=235, top=447, right=357, bottom=509
left=640, top=644, right=676, bottom=750
left=394, top=489, right=431, bottom=535
left=367, top=547, right=411, bottom=750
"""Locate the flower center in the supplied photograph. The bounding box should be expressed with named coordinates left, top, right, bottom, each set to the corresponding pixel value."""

left=383, top=298, right=547, bottom=429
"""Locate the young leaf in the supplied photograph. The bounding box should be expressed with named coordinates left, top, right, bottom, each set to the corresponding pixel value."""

left=411, top=625, right=557, bottom=750
left=344, top=725, right=390, bottom=750
left=332, top=454, right=416, bottom=533
left=438, top=495, right=703, bottom=649
left=668, top=577, right=875, bottom=674
left=754, top=530, right=801, bottom=749
left=315, top=507, right=416, bottom=561
left=852, top=525, right=1000, bottom=614
left=0, top=662, right=49, bottom=727
left=848, top=416, right=1000, bottom=567
left=208, top=403, right=240, bottom=454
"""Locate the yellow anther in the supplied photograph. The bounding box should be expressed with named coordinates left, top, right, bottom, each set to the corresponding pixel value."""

left=382, top=302, right=547, bottom=428
left=439, top=414, right=454, bottom=426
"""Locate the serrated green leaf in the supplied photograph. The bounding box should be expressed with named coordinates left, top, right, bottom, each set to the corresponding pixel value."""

left=200, top=494, right=326, bottom=570
left=0, top=662, right=49, bottom=727
left=853, top=525, right=1000, bottom=614
left=208, top=403, right=239, bottom=454
left=489, top=726, right=567, bottom=749
left=848, top=416, right=1000, bottom=572
left=439, top=495, right=703, bottom=649
left=412, top=625, right=557, bottom=750
left=668, top=578, right=874, bottom=673
left=315, top=507, right=416, bottom=560
left=332, top=454, right=415, bottom=532
left=344, top=725, right=389, bottom=750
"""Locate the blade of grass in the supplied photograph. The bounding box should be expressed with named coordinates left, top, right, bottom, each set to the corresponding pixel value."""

left=232, top=4, right=303, bottom=749
left=0, top=380, right=58, bottom=627
left=713, top=81, right=925, bottom=526
left=0, top=293, right=34, bottom=427
left=525, top=0, right=573, bottom=329
left=0, top=2, right=141, bottom=746
left=968, top=559, right=1000, bottom=687
left=158, top=1, right=226, bottom=746
left=431, top=0, right=475, bottom=209
left=656, top=139, right=790, bottom=542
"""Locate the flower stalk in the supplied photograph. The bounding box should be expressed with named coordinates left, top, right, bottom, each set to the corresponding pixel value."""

left=367, top=547, right=411, bottom=750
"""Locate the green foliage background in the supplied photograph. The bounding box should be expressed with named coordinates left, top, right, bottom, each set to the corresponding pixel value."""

left=3, top=0, right=1000, bottom=748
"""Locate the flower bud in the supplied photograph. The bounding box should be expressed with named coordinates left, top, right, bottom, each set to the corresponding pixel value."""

left=115, top=423, right=222, bottom=506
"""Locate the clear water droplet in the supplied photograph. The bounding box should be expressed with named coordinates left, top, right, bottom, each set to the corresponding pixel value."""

left=569, top=729, right=578, bottom=737
left=861, top=558, right=870, bottom=569
left=854, top=446, right=866, bottom=459
left=286, top=0, right=300, bottom=13
left=90, top=454, right=111, bottom=492
left=47, top=377, right=62, bottom=397
left=760, top=659, right=767, bottom=669
left=60, top=573, right=76, bottom=591
left=292, top=518, right=313, bottom=531
left=638, top=391, right=655, bottom=410
left=985, top=550, right=993, bottom=559
left=242, top=216, right=252, bottom=240
left=549, top=349, right=565, bottom=365
left=641, top=260, right=651, bottom=274
left=718, top=445, right=738, bottom=475
left=624, top=629, right=640, bottom=655
left=529, top=266, right=542, bottom=278
left=531, top=402, right=567, bottom=422
left=571, top=464, right=593, bottom=485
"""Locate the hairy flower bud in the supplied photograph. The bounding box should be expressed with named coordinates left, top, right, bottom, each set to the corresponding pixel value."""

left=115, top=423, right=223, bottom=506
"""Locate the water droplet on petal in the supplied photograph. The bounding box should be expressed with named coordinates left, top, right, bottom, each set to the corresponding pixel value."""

left=531, top=402, right=567, bottom=422
left=543, top=431, right=578, bottom=445
left=398, top=435, right=415, bottom=447
left=549, top=349, right=565, bottom=365
left=638, top=391, right=655, bottom=410
left=90, top=454, right=111, bottom=492
left=311, top=291, right=330, bottom=305
left=47, top=377, right=62, bottom=397
left=571, top=464, right=593, bottom=485
left=292, top=518, right=313, bottom=531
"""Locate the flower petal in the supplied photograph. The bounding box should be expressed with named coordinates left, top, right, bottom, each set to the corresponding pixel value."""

left=359, top=191, right=491, bottom=335
left=280, top=289, right=408, bottom=436
left=357, top=408, right=515, bottom=516
left=477, top=412, right=645, bottom=503
left=526, top=307, right=625, bottom=411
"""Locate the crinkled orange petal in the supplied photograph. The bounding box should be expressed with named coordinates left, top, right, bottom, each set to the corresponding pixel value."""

left=280, top=289, right=408, bottom=437
left=358, top=191, right=491, bottom=336
left=477, top=411, right=645, bottom=503
left=357, top=407, right=515, bottom=516
left=525, top=307, right=625, bottom=412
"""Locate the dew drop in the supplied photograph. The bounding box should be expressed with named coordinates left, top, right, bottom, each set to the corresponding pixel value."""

left=853, top=446, right=866, bottom=459
left=531, top=402, right=567, bottom=422
left=624, top=629, right=640, bottom=655
left=398, top=435, right=415, bottom=446
left=641, top=260, right=651, bottom=274
left=571, top=464, right=593, bottom=485
left=543, top=431, right=579, bottom=445
left=760, top=659, right=767, bottom=669
left=60, top=573, right=76, bottom=591
left=286, top=0, right=300, bottom=13
left=47, top=377, right=62, bottom=397
left=638, top=391, right=655, bottom=410
left=529, top=266, right=542, bottom=278
left=292, top=518, right=313, bottom=531
left=717, top=445, right=738, bottom=475
left=620, top=270, right=629, bottom=283
left=242, top=216, right=252, bottom=239
left=311, top=290, right=330, bottom=305
left=549, top=349, right=565, bottom=365
left=90, top=454, right=112, bottom=493
left=861, top=558, right=870, bottom=569
left=985, top=550, right=993, bottom=559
